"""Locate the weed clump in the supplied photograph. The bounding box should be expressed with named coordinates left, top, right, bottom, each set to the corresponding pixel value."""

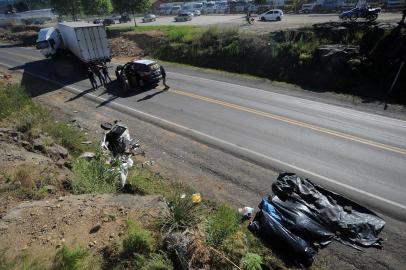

left=71, top=151, right=119, bottom=194
left=205, top=204, right=239, bottom=247
left=241, top=252, right=263, bottom=270
left=53, top=246, right=88, bottom=270
left=160, top=195, right=201, bottom=232
left=43, top=122, right=88, bottom=156
left=122, top=221, right=156, bottom=256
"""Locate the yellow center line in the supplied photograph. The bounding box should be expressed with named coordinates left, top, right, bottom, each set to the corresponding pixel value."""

left=168, top=88, right=406, bottom=156
left=3, top=50, right=406, bottom=155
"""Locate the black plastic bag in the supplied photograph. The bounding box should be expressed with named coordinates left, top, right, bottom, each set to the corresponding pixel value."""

left=249, top=210, right=316, bottom=267
left=249, top=173, right=385, bottom=266
left=272, top=173, right=385, bottom=249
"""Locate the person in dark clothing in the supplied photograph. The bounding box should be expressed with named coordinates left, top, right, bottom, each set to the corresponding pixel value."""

left=400, top=8, right=406, bottom=25
left=101, top=64, right=112, bottom=83
left=87, top=68, right=97, bottom=90
left=160, top=64, right=169, bottom=89
left=93, top=65, right=105, bottom=86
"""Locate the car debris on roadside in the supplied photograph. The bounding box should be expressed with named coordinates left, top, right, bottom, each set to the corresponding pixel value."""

left=99, top=121, right=145, bottom=187
left=79, top=121, right=144, bottom=188
left=249, top=172, right=386, bottom=267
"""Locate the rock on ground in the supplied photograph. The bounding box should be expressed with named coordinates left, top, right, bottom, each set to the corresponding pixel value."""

left=0, top=193, right=168, bottom=259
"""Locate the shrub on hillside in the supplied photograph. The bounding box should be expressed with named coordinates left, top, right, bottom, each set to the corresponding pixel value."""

left=71, top=151, right=119, bottom=193
left=53, top=246, right=88, bottom=270
left=205, top=204, right=239, bottom=247
left=122, top=221, right=156, bottom=256
left=160, top=195, right=201, bottom=232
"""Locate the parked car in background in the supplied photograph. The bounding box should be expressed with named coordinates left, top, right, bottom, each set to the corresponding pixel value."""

left=171, top=6, right=182, bottom=15
left=259, top=9, right=283, bottom=21
left=119, top=14, right=131, bottom=23
left=116, top=59, right=162, bottom=90
left=103, top=18, right=115, bottom=26
left=215, top=1, right=229, bottom=13
left=175, top=12, right=193, bottom=22
left=203, top=2, right=216, bottom=13
left=193, top=9, right=201, bottom=16
left=142, top=14, right=156, bottom=23
left=93, top=18, right=102, bottom=24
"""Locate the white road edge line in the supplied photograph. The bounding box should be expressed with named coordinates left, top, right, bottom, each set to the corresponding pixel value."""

left=1, top=60, right=406, bottom=213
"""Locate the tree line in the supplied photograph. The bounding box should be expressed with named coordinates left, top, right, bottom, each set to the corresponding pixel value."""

left=6, top=0, right=150, bottom=19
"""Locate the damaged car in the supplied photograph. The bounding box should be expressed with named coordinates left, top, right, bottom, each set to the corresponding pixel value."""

left=115, top=59, right=162, bottom=92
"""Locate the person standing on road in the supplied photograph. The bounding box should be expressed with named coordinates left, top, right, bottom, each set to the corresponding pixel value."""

left=93, top=65, right=105, bottom=86
left=87, top=68, right=97, bottom=90
left=160, top=64, right=169, bottom=89
left=400, top=8, right=406, bottom=25
left=101, top=64, right=112, bottom=83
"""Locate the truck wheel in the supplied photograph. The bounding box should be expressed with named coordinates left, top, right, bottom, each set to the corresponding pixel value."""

left=350, top=14, right=358, bottom=21
left=368, top=14, right=378, bottom=22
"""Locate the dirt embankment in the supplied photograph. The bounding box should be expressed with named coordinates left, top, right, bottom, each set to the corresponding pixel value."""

left=108, top=30, right=164, bottom=61
left=0, top=25, right=40, bottom=45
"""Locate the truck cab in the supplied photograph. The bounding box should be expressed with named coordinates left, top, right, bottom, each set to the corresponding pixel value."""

left=36, top=27, right=62, bottom=58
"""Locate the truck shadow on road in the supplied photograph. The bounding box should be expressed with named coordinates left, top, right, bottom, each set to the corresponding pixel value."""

left=8, top=59, right=88, bottom=97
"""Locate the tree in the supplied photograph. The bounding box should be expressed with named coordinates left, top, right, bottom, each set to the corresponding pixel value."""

left=82, top=0, right=113, bottom=15
left=254, top=0, right=267, bottom=5
left=50, top=0, right=83, bottom=20
left=112, top=0, right=151, bottom=26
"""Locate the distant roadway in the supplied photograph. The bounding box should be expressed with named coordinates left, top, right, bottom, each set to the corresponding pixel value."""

left=107, top=12, right=403, bottom=32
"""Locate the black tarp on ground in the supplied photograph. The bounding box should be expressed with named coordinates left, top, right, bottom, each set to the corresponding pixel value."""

left=249, top=173, right=385, bottom=266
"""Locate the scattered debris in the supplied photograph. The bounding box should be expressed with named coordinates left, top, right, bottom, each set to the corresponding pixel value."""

left=249, top=173, right=386, bottom=267
left=81, top=141, right=92, bottom=145
left=142, top=159, right=155, bottom=166
left=80, top=152, right=96, bottom=159
left=191, top=193, right=202, bottom=204
left=238, top=206, right=254, bottom=219
left=163, top=232, right=190, bottom=270
left=100, top=121, right=144, bottom=186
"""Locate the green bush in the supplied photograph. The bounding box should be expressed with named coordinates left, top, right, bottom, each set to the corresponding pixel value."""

left=0, top=84, right=32, bottom=120
left=205, top=204, right=239, bottom=247
left=43, top=122, right=88, bottom=156
left=53, top=246, right=88, bottom=270
left=241, top=253, right=263, bottom=270
left=71, top=151, right=119, bottom=193
left=14, top=105, right=47, bottom=133
left=122, top=221, right=156, bottom=256
left=160, top=195, right=201, bottom=232
left=143, top=253, right=174, bottom=270
left=221, top=231, right=248, bottom=264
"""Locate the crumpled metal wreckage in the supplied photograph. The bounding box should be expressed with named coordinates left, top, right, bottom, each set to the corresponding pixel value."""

left=100, top=121, right=144, bottom=186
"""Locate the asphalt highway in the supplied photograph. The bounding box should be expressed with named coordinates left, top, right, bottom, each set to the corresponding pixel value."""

left=1, top=45, right=405, bottom=220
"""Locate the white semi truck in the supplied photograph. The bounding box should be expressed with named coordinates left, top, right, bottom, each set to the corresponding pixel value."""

left=36, top=22, right=111, bottom=65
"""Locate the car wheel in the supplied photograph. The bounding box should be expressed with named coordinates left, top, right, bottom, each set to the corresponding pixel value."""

left=276, top=16, right=281, bottom=21
left=261, top=16, right=265, bottom=21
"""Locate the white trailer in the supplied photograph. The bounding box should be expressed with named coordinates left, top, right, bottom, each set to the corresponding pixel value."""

left=36, top=21, right=111, bottom=64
